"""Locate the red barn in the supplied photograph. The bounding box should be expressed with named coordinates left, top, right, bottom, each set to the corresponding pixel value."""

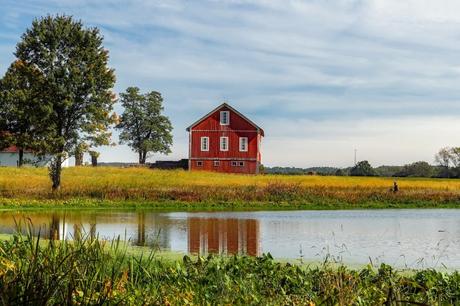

left=186, top=103, right=264, bottom=174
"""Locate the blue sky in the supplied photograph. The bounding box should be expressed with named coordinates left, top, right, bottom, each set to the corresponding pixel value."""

left=1, top=0, right=460, bottom=167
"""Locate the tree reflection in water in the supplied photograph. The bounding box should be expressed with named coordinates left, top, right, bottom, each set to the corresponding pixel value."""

left=49, top=213, right=60, bottom=240
left=136, top=212, right=145, bottom=246
left=0, top=212, right=260, bottom=257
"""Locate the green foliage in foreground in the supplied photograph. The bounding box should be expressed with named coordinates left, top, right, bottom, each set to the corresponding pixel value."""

left=1, top=233, right=460, bottom=305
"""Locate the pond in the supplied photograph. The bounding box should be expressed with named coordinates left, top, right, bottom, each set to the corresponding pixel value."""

left=1, top=209, right=459, bottom=269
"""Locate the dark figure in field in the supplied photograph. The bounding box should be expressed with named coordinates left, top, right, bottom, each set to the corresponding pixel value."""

left=392, top=181, right=399, bottom=193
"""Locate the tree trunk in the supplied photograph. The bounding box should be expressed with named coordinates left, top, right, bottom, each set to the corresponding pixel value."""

left=139, top=151, right=147, bottom=164
left=75, top=151, right=83, bottom=166
left=18, top=149, right=24, bottom=167
left=50, top=155, right=62, bottom=190
left=91, top=155, right=98, bottom=167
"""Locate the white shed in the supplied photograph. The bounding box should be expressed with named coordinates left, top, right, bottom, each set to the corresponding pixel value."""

left=0, top=146, right=70, bottom=167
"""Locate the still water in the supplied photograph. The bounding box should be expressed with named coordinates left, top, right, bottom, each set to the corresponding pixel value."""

left=1, top=209, right=459, bottom=268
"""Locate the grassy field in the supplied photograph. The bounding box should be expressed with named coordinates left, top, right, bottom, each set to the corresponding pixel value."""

left=1, top=166, right=460, bottom=209
left=1, top=232, right=460, bottom=305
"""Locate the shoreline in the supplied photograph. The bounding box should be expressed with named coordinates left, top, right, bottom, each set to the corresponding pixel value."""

left=1, top=198, right=460, bottom=211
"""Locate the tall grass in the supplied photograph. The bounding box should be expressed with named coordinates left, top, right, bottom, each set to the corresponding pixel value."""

left=1, top=167, right=460, bottom=208
left=0, top=229, right=460, bottom=305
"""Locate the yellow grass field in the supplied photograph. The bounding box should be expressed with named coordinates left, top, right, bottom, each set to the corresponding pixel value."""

left=1, top=166, right=460, bottom=208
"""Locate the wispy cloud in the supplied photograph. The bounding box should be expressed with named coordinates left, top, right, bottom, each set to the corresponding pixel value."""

left=1, top=0, right=460, bottom=166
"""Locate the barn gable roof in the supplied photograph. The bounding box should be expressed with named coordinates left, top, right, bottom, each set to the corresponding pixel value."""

left=1, top=146, right=19, bottom=153
left=186, top=103, right=264, bottom=136
left=0, top=145, right=34, bottom=153
left=0, top=132, right=34, bottom=153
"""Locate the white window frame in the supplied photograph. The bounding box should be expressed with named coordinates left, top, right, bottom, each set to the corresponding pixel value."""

left=220, top=111, right=230, bottom=125
left=213, top=160, right=220, bottom=167
left=238, top=161, right=245, bottom=167
left=231, top=161, right=238, bottom=167
left=239, top=137, right=248, bottom=152
left=220, top=136, right=229, bottom=151
left=200, top=136, right=209, bottom=152
left=196, top=161, right=203, bottom=167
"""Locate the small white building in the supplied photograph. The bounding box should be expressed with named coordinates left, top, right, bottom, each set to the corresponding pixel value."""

left=0, top=146, right=69, bottom=167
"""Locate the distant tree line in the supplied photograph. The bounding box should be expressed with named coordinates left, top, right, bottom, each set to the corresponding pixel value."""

left=265, top=147, right=460, bottom=178
left=265, top=166, right=338, bottom=175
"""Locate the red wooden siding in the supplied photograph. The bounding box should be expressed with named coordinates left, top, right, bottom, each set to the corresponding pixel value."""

left=190, top=130, right=258, bottom=159
left=190, top=160, right=258, bottom=173
left=187, top=103, right=264, bottom=174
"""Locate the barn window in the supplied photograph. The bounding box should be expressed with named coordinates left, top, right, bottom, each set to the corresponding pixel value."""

left=196, top=161, right=203, bottom=167
left=239, top=137, right=248, bottom=152
left=220, top=136, right=228, bottom=151
left=220, top=111, right=229, bottom=125
left=231, top=161, right=244, bottom=167
left=214, top=160, right=220, bottom=167
left=200, top=137, right=209, bottom=151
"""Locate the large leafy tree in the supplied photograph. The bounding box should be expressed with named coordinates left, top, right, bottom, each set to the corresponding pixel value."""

left=435, top=147, right=452, bottom=178
left=14, top=15, right=116, bottom=189
left=350, top=160, right=376, bottom=177
left=116, top=87, right=173, bottom=164
left=0, top=60, right=50, bottom=166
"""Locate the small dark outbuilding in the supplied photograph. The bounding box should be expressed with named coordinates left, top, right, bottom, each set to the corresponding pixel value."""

left=150, top=159, right=189, bottom=170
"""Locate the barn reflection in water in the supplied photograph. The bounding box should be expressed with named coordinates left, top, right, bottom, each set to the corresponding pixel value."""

left=188, top=218, right=260, bottom=256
